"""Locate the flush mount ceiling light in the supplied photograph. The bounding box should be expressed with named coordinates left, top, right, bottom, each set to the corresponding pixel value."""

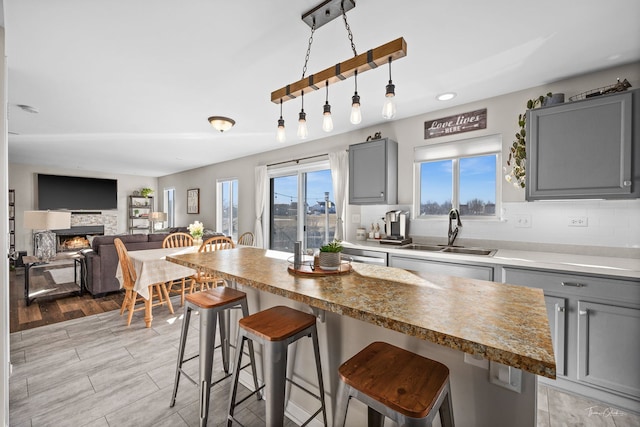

left=271, top=0, right=407, bottom=139
left=436, top=92, right=457, bottom=101
left=207, top=116, right=235, bottom=132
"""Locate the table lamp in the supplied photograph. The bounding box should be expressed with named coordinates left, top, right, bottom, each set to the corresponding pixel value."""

left=23, top=210, right=71, bottom=261
left=149, top=211, right=167, bottom=233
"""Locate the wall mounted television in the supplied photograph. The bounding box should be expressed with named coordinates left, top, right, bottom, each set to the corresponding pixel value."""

left=37, top=174, right=118, bottom=210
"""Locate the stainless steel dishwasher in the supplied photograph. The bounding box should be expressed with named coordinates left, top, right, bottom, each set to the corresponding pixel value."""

left=342, top=247, right=388, bottom=266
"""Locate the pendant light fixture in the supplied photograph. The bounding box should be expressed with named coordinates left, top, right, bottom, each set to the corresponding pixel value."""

left=270, top=0, right=407, bottom=133
left=276, top=99, right=286, bottom=143
left=297, top=91, right=308, bottom=139
left=382, top=57, right=397, bottom=119
left=322, top=81, right=333, bottom=132
left=350, top=69, right=362, bottom=124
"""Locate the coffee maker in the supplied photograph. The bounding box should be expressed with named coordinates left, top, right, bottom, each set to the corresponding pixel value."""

left=381, top=210, right=411, bottom=245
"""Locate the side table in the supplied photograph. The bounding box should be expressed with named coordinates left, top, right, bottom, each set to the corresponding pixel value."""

left=23, top=253, right=86, bottom=306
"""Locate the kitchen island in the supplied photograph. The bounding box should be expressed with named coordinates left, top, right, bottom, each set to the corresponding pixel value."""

left=168, top=247, right=556, bottom=426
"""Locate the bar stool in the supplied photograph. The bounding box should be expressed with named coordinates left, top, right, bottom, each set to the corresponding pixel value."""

left=227, top=305, right=328, bottom=426
left=170, top=287, right=260, bottom=427
left=334, top=341, right=455, bottom=427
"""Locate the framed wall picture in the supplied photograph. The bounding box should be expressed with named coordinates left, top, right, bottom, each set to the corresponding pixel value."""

left=187, top=188, right=200, bottom=214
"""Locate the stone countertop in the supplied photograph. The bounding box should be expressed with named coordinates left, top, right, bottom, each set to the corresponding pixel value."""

left=168, top=247, right=556, bottom=379
left=345, top=241, right=640, bottom=280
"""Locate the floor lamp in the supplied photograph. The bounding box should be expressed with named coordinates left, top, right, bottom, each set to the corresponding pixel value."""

left=149, top=211, right=167, bottom=233
left=23, top=211, right=71, bottom=262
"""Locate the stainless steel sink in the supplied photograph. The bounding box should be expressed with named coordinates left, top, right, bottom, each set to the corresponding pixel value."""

left=441, top=247, right=496, bottom=256
left=398, top=244, right=496, bottom=256
left=398, top=244, right=443, bottom=251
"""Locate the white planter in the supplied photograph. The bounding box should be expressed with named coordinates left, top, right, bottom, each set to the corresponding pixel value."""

left=319, top=252, right=341, bottom=270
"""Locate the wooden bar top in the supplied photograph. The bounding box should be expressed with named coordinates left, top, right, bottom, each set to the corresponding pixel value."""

left=168, top=247, right=556, bottom=378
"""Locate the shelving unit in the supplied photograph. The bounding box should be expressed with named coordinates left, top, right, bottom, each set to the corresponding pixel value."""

left=9, top=189, right=15, bottom=265
left=128, top=195, right=154, bottom=234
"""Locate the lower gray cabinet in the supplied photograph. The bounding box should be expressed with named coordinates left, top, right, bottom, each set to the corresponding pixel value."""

left=503, top=266, right=640, bottom=412
left=389, top=255, right=493, bottom=281
left=577, top=301, right=640, bottom=398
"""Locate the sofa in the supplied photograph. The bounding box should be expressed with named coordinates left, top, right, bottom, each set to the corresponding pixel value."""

left=84, top=228, right=224, bottom=296
left=84, top=233, right=167, bottom=296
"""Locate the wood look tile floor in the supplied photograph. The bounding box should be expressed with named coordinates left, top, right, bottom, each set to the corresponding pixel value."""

left=8, top=271, right=639, bottom=426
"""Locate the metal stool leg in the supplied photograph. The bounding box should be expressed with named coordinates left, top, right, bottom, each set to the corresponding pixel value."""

left=198, top=307, right=218, bottom=427
left=170, top=303, right=192, bottom=407
left=240, top=300, right=261, bottom=397
left=311, top=327, right=328, bottom=426
left=218, top=310, right=229, bottom=374
left=333, top=379, right=351, bottom=427
left=264, top=340, right=288, bottom=426
left=227, top=332, right=247, bottom=427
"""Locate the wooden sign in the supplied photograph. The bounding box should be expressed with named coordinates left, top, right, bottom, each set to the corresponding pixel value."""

left=424, top=108, right=487, bottom=139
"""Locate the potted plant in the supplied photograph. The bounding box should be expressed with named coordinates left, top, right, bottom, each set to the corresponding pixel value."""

left=319, top=240, right=343, bottom=270
left=141, top=187, right=153, bottom=198
left=505, top=93, right=552, bottom=189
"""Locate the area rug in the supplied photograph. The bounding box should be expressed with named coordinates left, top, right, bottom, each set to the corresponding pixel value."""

left=46, top=266, right=81, bottom=285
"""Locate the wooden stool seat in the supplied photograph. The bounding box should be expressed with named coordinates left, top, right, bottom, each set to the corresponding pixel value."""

left=238, top=305, right=317, bottom=341
left=335, top=341, right=455, bottom=427
left=185, top=286, right=247, bottom=309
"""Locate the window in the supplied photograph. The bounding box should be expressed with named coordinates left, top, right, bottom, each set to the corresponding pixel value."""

left=268, top=160, right=334, bottom=252
left=163, top=188, right=175, bottom=227
left=414, top=135, right=501, bottom=218
left=217, top=179, right=238, bottom=241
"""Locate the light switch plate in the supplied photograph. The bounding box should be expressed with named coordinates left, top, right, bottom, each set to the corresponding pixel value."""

left=489, top=361, right=522, bottom=393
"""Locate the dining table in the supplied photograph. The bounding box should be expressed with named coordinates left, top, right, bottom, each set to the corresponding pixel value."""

left=167, top=246, right=556, bottom=426
left=116, top=246, right=198, bottom=327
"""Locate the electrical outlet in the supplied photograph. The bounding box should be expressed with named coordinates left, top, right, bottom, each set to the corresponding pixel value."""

left=568, top=216, right=588, bottom=227
left=351, top=214, right=361, bottom=224
left=464, top=353, right=489, bottom=369
left=514, top=214, right=532, bottom=228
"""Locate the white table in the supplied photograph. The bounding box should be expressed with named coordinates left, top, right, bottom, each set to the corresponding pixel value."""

left=116, top=247, right=198, bottom=299
left=116, top=247, right=198, bottom=326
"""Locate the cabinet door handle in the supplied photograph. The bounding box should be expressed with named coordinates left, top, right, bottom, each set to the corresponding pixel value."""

left=380, top=191, right=384, bottom=198
left=557, top=306, right=565, bottom=313
left=579, top=310, right=588, bottom=316
left=623, top=180, right=632, bottom=187
left=561, top=281, right=584, bottom=288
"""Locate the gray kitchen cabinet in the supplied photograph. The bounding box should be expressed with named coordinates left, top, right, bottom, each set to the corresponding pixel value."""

left=577, top=301, right=640, bottom=398
left=349, top=138, right=398, bottom=204
left=526, top=90, right=639, bottom=200
left=502, top=266, right=640, bottom=412
left=389, top=254, right=493, bottom=281
left=545, top=295, right=567, bottom=377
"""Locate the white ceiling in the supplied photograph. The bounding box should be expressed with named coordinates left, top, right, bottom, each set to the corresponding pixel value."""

left=5, top=0, right=640, bottom=177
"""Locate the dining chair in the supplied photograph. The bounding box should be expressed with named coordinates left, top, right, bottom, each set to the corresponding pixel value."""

left=192, top=236, right=236, bottom=291
left=162, top=232, right=195, bottom=306
left=237, top=231, right=255, bottom=246
left=114, top=238, right=174, bottom=327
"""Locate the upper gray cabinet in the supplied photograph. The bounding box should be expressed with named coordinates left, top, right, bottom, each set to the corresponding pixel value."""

left=526, top=90, right=639, bottom=200
left=349, top=138, right=398, bottom=204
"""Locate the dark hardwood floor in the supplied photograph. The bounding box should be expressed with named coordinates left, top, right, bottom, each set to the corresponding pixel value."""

left=9, top=266, right=124, bottom=333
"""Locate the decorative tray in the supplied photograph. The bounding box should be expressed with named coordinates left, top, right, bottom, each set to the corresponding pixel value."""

left=287, top=255, right=352, bottom=276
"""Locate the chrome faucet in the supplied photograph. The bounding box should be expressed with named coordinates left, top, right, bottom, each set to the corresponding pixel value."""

left=447, top=209, right=462, bottom=246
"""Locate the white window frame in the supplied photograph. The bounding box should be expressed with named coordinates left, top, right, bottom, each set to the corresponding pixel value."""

left=413, top=134, right=502, bottom=220
left=163, top=187, right=175, bottom=228
left=216, top=178, right=238, bottom=240
left=266, top=158, right=330, bottom=250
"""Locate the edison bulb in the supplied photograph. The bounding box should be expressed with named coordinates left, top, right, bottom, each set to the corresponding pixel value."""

left=276, top=124, right=286, bottom=143
left=382, top=96, right=396, bottom=119
left=322, top=112, right=333, bottom=132
left=297, top=118, right=308, bottom=139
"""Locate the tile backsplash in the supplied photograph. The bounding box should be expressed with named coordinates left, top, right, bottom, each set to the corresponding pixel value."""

left=355, top=199, right=640, bottom=250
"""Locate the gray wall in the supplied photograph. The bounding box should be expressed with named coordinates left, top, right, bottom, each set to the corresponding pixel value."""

left=159, top=62, right=640, bottom=250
